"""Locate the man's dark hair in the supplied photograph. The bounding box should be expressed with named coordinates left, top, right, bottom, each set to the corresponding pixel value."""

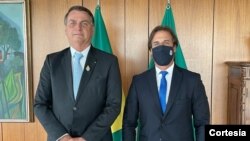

left=148, top=25, right=179, bottom=50
left=64, top=5, right=94, bottom=25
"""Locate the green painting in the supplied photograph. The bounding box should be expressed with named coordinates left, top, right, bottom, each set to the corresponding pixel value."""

left=0, top=0, right=32, bottom=122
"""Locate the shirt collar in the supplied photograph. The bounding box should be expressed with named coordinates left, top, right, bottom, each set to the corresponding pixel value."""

left=70, top=45, right=91, bottom=58
left=155, top=62, right=174, bottom=75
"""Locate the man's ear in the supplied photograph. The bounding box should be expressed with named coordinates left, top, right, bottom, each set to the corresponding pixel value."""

left=91, top=25, right=95, bottom=35
left=173, top=46, right=177, bottom=53
left=149, top=49, right=152, bottom=55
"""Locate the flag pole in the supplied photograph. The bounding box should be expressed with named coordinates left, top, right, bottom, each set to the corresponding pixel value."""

left=167, top=0, right=171, bottom=9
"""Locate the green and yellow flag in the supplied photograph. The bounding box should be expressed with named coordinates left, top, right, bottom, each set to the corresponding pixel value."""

left=91, top=4, right=125, bottom=141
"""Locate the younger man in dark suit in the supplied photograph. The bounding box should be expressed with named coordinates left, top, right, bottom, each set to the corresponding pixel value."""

left=122, top=25, right=210, bottom=141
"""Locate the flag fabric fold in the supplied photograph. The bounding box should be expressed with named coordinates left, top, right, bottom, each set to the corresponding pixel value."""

left=91, top=5, right=124, bottom=141
left=91, top=5, right=112, bottom=54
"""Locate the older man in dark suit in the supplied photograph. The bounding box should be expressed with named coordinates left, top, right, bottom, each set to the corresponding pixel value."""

left=122, top=25, right=210, bottom=141
left=34, top=5, right=121, bottom=141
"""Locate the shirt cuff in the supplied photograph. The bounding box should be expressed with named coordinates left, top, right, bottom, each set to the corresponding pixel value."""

left=56, top=133, right=69, bottom=141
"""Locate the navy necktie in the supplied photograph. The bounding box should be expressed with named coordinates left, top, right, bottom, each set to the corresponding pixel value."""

left=159, top=71, right=168, bottom=113
left=73, top=52, right=83, bottom=99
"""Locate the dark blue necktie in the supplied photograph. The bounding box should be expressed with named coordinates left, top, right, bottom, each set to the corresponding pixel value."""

left=73, top=52, right=83, bottom=99
left=159, top=71, right=168, bottom=113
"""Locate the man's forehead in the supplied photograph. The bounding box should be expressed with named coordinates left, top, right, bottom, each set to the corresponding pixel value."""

left=68, top=10, right=91, bottom=18
left=153, top=31, right=172, bottom=38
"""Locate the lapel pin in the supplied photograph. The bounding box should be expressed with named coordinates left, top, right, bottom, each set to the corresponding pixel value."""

left=86, top=65, right=90, bottom=71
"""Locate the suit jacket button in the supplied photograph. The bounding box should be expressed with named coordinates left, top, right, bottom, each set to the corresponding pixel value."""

left=73, top=107, right=77, bottom=111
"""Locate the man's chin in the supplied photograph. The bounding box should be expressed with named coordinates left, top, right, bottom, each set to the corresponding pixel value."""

left=73, top=36, right=84, bottom=41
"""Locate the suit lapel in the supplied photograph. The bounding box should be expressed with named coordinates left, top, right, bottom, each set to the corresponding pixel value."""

left=147, top=68, right=163, bottom=116
left=76, top=47, right=97, bottom=101
left=163, top=65, right=183, bottom=118
left=61, top=48, right=75, bottom=101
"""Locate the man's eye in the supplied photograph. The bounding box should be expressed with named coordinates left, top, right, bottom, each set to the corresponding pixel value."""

left=81, top=21, right=91, bottom=27
left=153, top=43, right=159, bottom=47
left=82, top=22, right=88, bottom=26
left=68, top=22, right=76, bottom=26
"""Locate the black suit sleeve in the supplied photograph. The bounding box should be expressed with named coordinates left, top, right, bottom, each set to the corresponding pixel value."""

left=34, top=56, right=67, bottom=141
left=83, top=57, right=122, bottom=141
left=192, top=74, right=210, bottom=141
left=122, top=76, right=139, bottom=141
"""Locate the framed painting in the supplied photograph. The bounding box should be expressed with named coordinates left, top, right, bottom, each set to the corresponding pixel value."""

left=0, top=0, right=32, bottom=122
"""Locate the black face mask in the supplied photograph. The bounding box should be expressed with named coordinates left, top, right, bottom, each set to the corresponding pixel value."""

left=152, top=45, right=174, bottom=66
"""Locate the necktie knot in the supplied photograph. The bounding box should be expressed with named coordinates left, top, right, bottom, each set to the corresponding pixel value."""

left=160, top=71, right=168, bottom=77
left=74, top=52, right=83, bottom=61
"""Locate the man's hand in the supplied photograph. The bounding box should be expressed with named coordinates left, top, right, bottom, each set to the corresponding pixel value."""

left=69, top=137, right=86, bottom=141
left=59, top=135, right=86, bottom=141
left=59, top=135, right=73, bottom=141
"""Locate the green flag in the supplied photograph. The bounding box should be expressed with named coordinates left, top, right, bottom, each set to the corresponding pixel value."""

left=148, top=3, right=187, bottom=69
left=91, top=5, right=125, bottom=141
left=91, top=5, right=112, bottom=54
left=162, top=3, right=187, bottom=69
